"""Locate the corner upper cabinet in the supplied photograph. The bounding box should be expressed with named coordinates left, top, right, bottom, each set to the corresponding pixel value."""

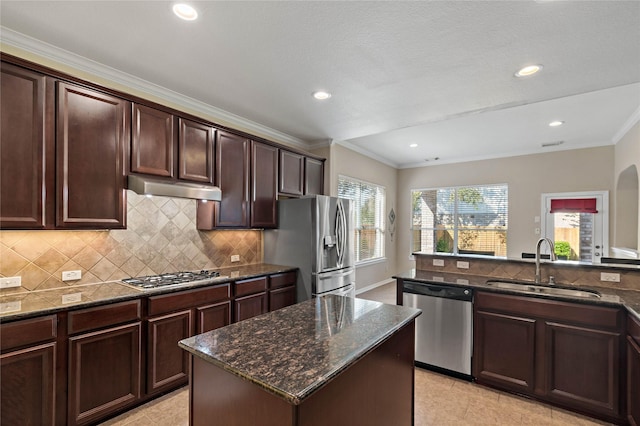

left=279, top=150, right=304, bottom=196
left=56, top=82, right=128, bottom=229
left=304, top=157, right=324, bottom=195
left=131, top=103, right=174, bottom=177
left=197, top=130, right=249, bottom=229
left=251, top=141, right=278, bottom=228
left=178, top=118, right=214, bottom=183
left=0, top=63, right=54, bottom=229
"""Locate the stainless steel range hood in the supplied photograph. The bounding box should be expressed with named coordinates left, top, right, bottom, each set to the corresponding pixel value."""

left=128, top=175, right=222, bottom=201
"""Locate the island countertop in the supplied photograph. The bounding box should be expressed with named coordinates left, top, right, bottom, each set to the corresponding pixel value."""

left=179, top=295, right=421, bottom=405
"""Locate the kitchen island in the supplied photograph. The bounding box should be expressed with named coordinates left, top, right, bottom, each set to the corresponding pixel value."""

left=179, top=295, right=421, bottom=426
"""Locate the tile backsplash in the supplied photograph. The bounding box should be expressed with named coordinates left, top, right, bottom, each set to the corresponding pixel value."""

left=0, top=191, right=262, bottom=292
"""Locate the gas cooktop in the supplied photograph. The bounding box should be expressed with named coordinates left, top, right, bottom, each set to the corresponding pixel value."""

left=122, top=270, right=224, bottom=289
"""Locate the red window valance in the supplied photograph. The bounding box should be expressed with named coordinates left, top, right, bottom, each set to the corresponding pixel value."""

left=550, top=198, right=598, bottom=214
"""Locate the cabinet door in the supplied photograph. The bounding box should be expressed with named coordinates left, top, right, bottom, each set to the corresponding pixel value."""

left=196, top=301, right=231, bottom=334
left=473, top=310, right=536, bottom=394
left=178, top=118, right=214, bottom=183
left=251, top=141, right=278, bottom=228
left=279, top=150, right=304, bottom=196
left=544, top=322, right=621, bottom=418
left=1, top=342, right=56, bottom=426
left=629, top=334, right=640, bottom=426
left=0, top=63, right=54, bottom=228
left=304, top=157, right=324, bottom=195
left=147, top=310, right=192, bottom=394
left=131, top=103, right=174, bottom=177
left=68, top=322, right=141, bottom=426
left=234, top=292, right=267, bottom=322
left=56, top=82, right=128, bottom=229
left=198, top=130, right=249, bottom=228
left=269, top=285, right=296, bottom=312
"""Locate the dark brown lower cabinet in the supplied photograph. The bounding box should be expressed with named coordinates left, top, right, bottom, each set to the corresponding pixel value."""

left=147, top=310, right=192, bottom=394
left=269, top=285, right=297, bottom=312
left=235, top=292, right=268, bottom=322
left=68, top=322, right=141, bottom=426
left=473, top=291, right=624, bottom=423
left=1, top=342, right=56, bottom=425
left=196, top=300, right=232, bottom=334
left=629, top=314, right=640, bottom=426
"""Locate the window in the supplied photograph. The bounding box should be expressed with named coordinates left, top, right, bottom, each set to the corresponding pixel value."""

left=411, top=184, right=508, bottom=257
left=338, top=175, right=386, bottom=263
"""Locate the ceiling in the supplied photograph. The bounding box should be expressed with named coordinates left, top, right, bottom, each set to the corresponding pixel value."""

left=1, top=1, right=639, bottom=168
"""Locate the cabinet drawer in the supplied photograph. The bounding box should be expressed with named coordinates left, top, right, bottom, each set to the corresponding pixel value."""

left=68, top=300, right=141, bottom=335
left=269, top=271, right=296, bottom=289
left=1, top=315, right=57, bottom=352
left=148, top=284, right=231, bottom=316
left=235, top=276, right=267, bottom=297
left=475, top=291, right=622, bottom=330
left=629, top=314, right=640, bottom=346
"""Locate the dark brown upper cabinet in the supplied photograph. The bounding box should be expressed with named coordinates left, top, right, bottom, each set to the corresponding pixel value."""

left=0, top=63, right=55, bottom=229
left=178, top=118, right=214, bottom=183
left=251, top=141, right=278, bottom=228
left=131, top=103, right=174, bottom=177
left=56, top=82, right=128, bottom=229
left=304, top=157, right=324, bottom=195
left=279, top=150, right=304, bottom=196
left=197, top=130, right=249, bottom=229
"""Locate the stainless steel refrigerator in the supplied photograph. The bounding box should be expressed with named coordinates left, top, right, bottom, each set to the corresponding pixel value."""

left=264, top=195, right=355, bottom=302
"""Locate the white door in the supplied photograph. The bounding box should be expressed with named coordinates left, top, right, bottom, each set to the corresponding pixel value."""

left=541, top=191, right=609, bottom=263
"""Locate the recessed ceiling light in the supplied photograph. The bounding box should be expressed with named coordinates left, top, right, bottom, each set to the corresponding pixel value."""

left=515, top=64, right=543, bottom=77
left=549, top=120, right=564, bottom=127
left=409, top=143, right=418, bottom=148
left=312, top=91, right=331, bottom=100
left=173, top=3, right=198, bottom=21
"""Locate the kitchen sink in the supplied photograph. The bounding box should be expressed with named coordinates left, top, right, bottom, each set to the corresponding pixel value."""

left=484, top=280, right=601, bottom=299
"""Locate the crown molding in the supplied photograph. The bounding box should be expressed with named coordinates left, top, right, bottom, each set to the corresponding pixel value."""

left=612, top=105, right=640, bottom=145
left=334, top=140, right=399, bottom=169
left=0, top=26, right=309, bottom=150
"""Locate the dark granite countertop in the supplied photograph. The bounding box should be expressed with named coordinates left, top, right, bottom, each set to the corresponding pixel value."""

left=0, top=264, right=297, bottom=322
left=394, top=269, right=640, bottom=322
left=178, top=295, right=421, bottom=405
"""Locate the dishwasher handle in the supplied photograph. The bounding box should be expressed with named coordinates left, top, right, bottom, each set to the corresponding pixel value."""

left=402, top=280, right=473, bottom=301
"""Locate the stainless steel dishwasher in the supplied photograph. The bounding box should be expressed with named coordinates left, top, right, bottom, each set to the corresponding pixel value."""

left=402, top=280, right=473, bottom=380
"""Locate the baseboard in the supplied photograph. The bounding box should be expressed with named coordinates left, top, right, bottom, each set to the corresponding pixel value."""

left=355, top=278, right=395, bottom=295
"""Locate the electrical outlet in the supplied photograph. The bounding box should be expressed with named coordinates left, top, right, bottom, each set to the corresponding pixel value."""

left=62, top=293, right=82, bottom=304
left=62, top=270, right=82, bottom=281
left=600, top=272, right=621, bottom=283
left=0, top=301, right=21, bottom=313
left=433, top=259, right=444, bottom=267
left=456, top=261, right=470, bottom=269
left=456, top=279, right=469, bottom=285
left=0, top=276, right=21, bottom=289
left=432, top=276, right=444, bottom=282
left=231, top=255, right=240, bottom=262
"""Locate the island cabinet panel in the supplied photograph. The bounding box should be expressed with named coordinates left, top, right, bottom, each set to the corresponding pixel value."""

left=628, top=315, right=640, bottom=426
left=1, top=315, right=58, bottom=426
left=0, top=62, right=54, bottom=229
left=56, top=82, right=128, bottom=229
left=178, top=118, right=214, bottom=183
left=147, top=310, right=192, bottom=393
left=251, top=141, right=278, bottom=228
left=68, top=322, right=141, bottom=426
left=279, top=149, right=305, bottom=196
left=304, top=157, right=324, bottom=195
left=473, top=291, right=625, bottom=423
left=131, top=103, right=174, bottom=177
left=473, top=310, right=536, bottom=394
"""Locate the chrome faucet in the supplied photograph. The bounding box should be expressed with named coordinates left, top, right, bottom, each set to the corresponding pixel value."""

left=535, top=238, right=557, bottom=284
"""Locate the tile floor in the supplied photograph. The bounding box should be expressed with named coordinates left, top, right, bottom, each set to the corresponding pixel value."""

left=99, top=282, right=612, bottom=426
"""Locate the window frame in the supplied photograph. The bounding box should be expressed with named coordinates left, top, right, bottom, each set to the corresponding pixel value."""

left=337, top=175, right=386, bottom=264
left=410, top=183, right=509, bottom=257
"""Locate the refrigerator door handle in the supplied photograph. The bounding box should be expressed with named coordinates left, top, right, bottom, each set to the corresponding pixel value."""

left=316, top=268, right=354, bottom=280
left=335, top=200, right=346, bottom=268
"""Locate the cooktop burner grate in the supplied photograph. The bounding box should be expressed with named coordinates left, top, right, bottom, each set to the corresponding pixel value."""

left=122, top=270, right=221, bottom=289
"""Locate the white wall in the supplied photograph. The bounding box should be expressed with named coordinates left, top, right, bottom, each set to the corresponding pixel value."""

left=323, top=143, right=398, bottom=291
left=614, top=121, right=640, bottom=249
left=396, top=146, right=615, bottom=273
